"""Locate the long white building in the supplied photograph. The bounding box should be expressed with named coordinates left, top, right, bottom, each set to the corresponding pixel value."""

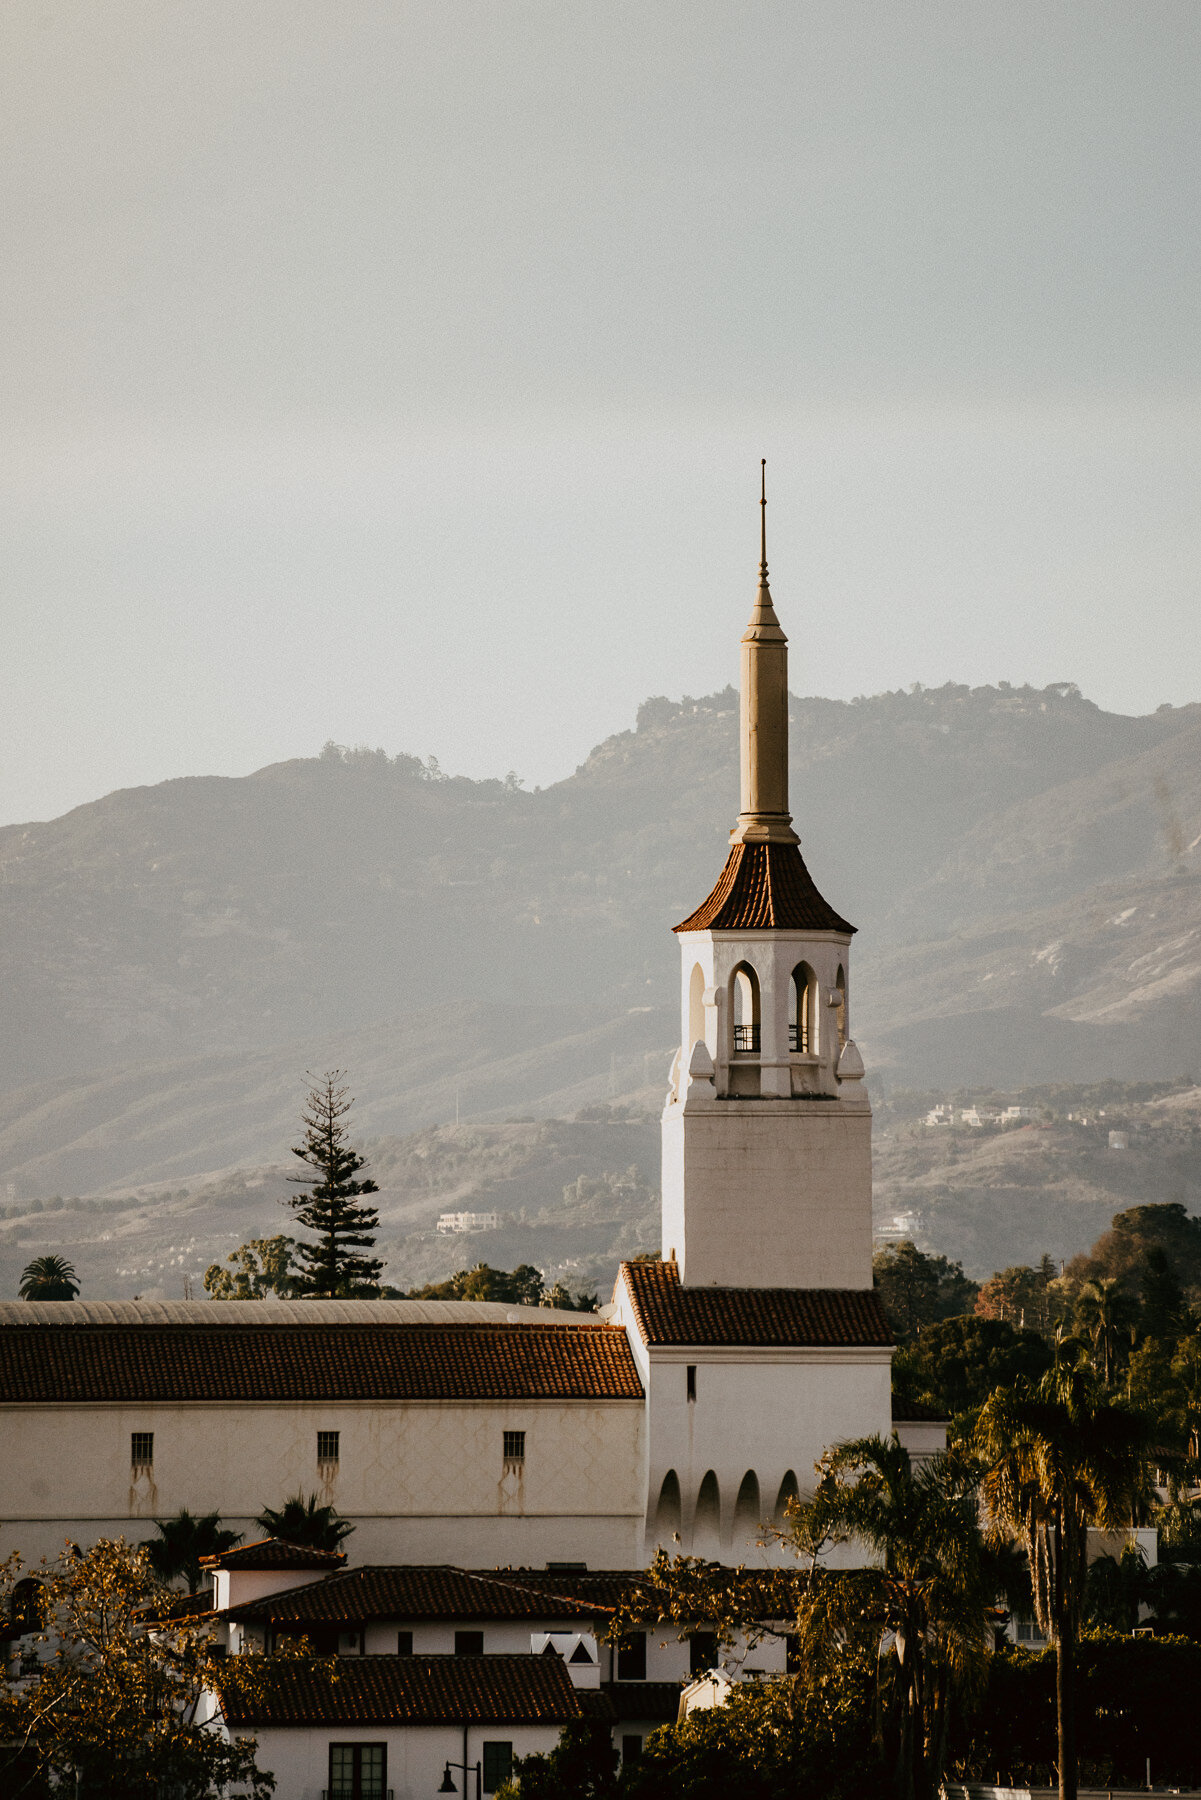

left=0, top=485, right=897, bottom=1571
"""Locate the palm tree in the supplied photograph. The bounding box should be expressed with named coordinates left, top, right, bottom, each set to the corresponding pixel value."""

left=142, top=1509, right=243, bottom=1593
left=19, top=1254, right=80, bottom=1300
left=255, top=1493, right=354, bottom=1553
left=787, top=1435, right=992, bottom=1800
left=975, top=1356, right=1152, bottom=1800
left=1073, top=1277, right=1137, bottom=1387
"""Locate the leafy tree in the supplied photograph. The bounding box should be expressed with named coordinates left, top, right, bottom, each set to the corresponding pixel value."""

left=283, top=1072, right=383, bottom=1297
left=408, top=1262, right=543, bottom=1304
left=957, top=1634, right=1201, bottom=1791
left=1065, top=1202, right=1201, bottom=1305
left=1140, top=1244, right=1186, bottom=1338
left=788, top=1436, right=992, bottom=1800
left=622, top=1676, right=887, bottom=1800
left=141, top=1510, right=243, bottom=1594
left=872, top=1241, right=978, bottom=1344
left=975, top=1355, right=1153, bottom=1800
left=1083, top=1546, right=1151, bottom=1633
left=254, top=1493, right=354, bottom=1553
left=203, top=1234, right=297, bottom=1300
left=1073, top=1277, right=1138, bottom=1387
left=0, top=1537, right=274, bottom=1800
left=497, top=1719, right=619, bottom=1800
left=18, top=1255, right=80, bottom=1300
left=892, top=1314, right=1051, bottom=1420
left=541, top=1279, right=600, bottom=1313
left=976, top=1260, right=1066, bottom=1335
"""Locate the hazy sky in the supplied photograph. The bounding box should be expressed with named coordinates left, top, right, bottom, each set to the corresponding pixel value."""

left=3, top=1, right=1199, bottom=824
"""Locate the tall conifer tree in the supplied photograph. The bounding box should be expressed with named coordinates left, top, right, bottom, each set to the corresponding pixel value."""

left=284, top=1071, right=383, bottom=1296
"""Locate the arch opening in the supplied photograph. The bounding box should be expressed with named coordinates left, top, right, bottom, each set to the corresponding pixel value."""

left=654, top=1469, right=682, bottom=1543
left=730, top=964, right=761, bottom=1055
left=789, top=962, right=815, bottom=1054
left=833, top=965, right=847, bottom=1049
left=733, top=1470, right=761, bottom=1545
left=688, top=963, right=706, bottom=1051
left=693, top=1469, right=721, bottom=1556
left=773, top=1470, right=800, bottom=1528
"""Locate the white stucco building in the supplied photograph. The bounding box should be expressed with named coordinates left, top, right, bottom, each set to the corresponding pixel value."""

left=1, top=479, right=919, bottom=1798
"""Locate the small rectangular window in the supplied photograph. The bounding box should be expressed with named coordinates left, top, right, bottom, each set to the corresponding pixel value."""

left=396, top=1630, right=413, bottom=1655
left=689, top=1632, right=717, bottom=1675
left=454, top=1629, right=484, bottom=1656
left=130, top=1432, right=154, bottom=1469
left=616, top=1631, right=647, bottom=1681
left=482, top=1742, right=513, bottom=1793
left=786, top=1634, right=803, bottom=1675
left=502, top=1429, right=525, bottom=1463
left=622, top=1736, right=643, bottom=1764
left=317, top=1430, right=340, bottom=1466
left=686, top=1365, right=696, bottom=1402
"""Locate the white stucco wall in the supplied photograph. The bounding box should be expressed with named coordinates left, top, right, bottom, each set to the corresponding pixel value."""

left=605, top=1292, right=891, bottom=1564
left=660, top=1104, right=874, bottom=1290
left=0, top=1396, right=645, bottom=1567
left=237, top=1719, right=565, bottom=1800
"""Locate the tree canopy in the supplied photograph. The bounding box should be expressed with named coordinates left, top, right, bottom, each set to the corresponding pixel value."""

left=18, top=1254, right=80, bottom=1301
left=872, top=1241, right=978, bottom=1344
left=283, top=1072, right=383, bottom=1297
left=254, top=1493, right=354, bottom=1553
left=0, top=1538, right=274, bottom=1800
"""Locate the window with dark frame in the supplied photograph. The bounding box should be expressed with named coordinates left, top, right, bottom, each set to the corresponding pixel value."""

left=689, top=1632, right=718, bottom=1675
left=686, top=1364, right=696, bottom=1402
left=622, top=1736, right=643, bottom=1764
left=454, top=1629, right=484, bottom=1656
left=396, top=1630, right=413, bottom=1655
left=130, top=1432, right=154, bottom=1469
left=502, top=1429, right=525, bottom=1463
left=317, top=1430, right=340, bottom=1465
left=786, top=1634, right=802, bottom=1674
left=616, top=1631, right=647, bottom=1681
left=482, top=1742, right=513, bottom=1793
left=328, top=1741, right=386, bottom=1800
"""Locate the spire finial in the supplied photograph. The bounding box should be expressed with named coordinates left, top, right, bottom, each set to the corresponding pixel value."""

left=759, top=459, right=768, bottom=586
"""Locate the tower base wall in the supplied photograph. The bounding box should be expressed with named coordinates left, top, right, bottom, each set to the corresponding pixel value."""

left=661, top=1102, right=873, bottom=1288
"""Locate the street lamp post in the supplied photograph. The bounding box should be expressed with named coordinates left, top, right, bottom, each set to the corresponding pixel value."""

left=438, top=1759, right=482, bottom=1800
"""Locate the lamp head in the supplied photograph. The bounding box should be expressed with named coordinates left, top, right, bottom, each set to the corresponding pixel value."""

left=439, top=1766, right=457, bottom=1794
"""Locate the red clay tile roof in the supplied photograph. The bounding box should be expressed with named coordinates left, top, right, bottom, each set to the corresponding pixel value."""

left=606, top=1681, right=685, bottom=1721
left=620, top=1260, right=891, bottom=1348
left=218, top=1654, right=586, bottom=1727
left=231, top=1567, right=600, bottom=1625
left=674, top=841, right=854, bottom=935
left=0, top=1321, right=642, bottom=1403
left=201, top=1538, right=347, bottom=1572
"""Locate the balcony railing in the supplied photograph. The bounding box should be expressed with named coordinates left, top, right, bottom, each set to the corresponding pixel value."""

left=732, top=1025, right=760, bottom=1053
left=789, top=1026, right=811, bottom=1053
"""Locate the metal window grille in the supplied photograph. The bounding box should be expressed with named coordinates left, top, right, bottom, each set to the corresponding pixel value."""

left=317, top=1430, right=340, bottom=1466
left=732, top=1023, right=760, bottom=1052
left=502, top=1429, right=525, bottom=1463
left=482, top=1743, right=513, bottom=1793
left=130, top=1432, right=154, bottom=1469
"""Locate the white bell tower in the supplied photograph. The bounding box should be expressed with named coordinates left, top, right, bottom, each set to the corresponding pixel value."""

left=661, top=466, right=873, bottom=1290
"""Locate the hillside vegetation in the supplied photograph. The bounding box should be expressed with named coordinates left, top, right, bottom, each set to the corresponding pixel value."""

left=1, top=680, right=1199, bottom=1204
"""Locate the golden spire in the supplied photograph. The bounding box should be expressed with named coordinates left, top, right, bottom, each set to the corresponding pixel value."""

left=729, top=460, right=797, bottom=844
